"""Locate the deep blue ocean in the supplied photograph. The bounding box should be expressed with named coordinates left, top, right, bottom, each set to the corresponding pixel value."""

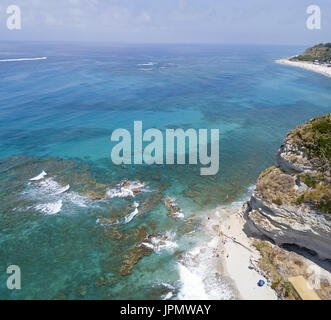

left=0, top=42, right=330, bottom=299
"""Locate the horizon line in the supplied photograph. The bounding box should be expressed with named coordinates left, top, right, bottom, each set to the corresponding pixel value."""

left=0, top=39, right=316, bottom=47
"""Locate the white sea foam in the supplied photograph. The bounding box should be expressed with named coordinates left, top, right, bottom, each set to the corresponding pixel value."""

left=97, top=201, right=140, bottom=226
left=25, top=177, right=89, bottom=214
left=176, top=199, right=250, bottom=300
left=166, top=197, right=185, bottom=219
left=35, top=200, right=62, bottom=215
left=30, top=178, right=68, bottom=196
left=137, top=62, right=157, bottom=66
left=69, top=193, right=88, bottom=207
left=151, top=282, right=175, bottom=300
left=141, top=231, right=178, bottom=254
left=54, top=184, right=70, bottom=194
left=177, top=263, right=209, bottom=300
left=0, top=57, right=47, bottom=62
left=177, top=237, right=235, bottom=300
left=106, top=181, right=145, bottom=198
left=30, top=171, right=47, bottom=181
left=124, top=202, right=140, bottom=224
left=161, top=282, right=175, bottom=290
left=245, top=184, right=256, bottom=198
left=172, top=210, right=184, bottom=219
left=161, top=292, right=173, bottom=300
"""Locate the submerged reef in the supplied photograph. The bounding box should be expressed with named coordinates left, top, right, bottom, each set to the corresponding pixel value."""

left=0, top=155, right=190, bottom=298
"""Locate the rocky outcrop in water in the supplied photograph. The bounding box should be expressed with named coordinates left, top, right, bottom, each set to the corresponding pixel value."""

left=245, top=114, right=331, bottom=260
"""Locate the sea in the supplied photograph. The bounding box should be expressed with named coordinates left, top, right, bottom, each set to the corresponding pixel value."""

left=0, top=42, right=330, bottom=299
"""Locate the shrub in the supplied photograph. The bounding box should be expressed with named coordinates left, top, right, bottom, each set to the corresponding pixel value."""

left=300, top=175, right=316, bottom=188
left=272, top=198, right=283, bottom=206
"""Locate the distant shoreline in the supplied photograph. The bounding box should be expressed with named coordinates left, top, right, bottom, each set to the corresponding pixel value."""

left=276, top=58, right=331, bottom=78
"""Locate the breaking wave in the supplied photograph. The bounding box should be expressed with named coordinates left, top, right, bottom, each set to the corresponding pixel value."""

left=176, top=194, right=257, bottom=300
left=141, top=231, right=178, bottom=254
left=177, top=237, right=234, bottom=300
left=137, top=62, right=157, bottom=66
left=30, top=171, right=47, bottom=181
left=0, top=57, right=47, bottom=62
left=96, top=201, right=142, bottom=226
left=24, top=175, right=89, bottom=215
left=123, top=202, right=140, bottom=224
left=35, top=200, right=62, bottom=215
left=106, top=181, right=145, bottom=198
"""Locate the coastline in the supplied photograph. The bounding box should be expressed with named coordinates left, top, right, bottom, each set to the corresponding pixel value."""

left=276, top=58, right=331, bottom=78
left=205, top=204, right=278, bottom=300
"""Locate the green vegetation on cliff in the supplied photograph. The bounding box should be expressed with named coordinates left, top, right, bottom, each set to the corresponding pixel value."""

left=288, top=113, right=331, bottom=166
left=292, top=43, right=331, bottom=62
left=256, top=114, right=331, bottom=214
left=289, top=114, right=330, bottom=213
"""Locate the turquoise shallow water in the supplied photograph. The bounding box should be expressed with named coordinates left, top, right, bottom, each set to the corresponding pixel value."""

left=0, top=42, right=330, bottom=299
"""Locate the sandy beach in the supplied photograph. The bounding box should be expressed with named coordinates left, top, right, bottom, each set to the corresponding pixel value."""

left=206, top=205, right=278, bottom=300
left=276, top=58, right=331, bottom=78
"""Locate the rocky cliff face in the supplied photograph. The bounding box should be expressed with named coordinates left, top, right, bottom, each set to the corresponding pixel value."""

left=245, top=114, right=331, bottom=260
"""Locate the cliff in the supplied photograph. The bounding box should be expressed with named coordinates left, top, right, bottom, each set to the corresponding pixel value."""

left=245, top=114, right=331, bottom=260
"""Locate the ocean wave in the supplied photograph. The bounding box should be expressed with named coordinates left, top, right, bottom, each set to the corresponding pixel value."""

left=54, top=184, right=70, bottom=195
left=96, top=201, right=140, bottom=227
left=161, top=291, right=173, bottom=300
left=177, top=263, right=209, bottom=299
left=244, top=184, right=256, bottom=199
left=28, top=178, right=69, bottom=196
left=35, top=200, right=62, bottom=215
left=177, top=199, right=251, bottom=300
left=164, top=197, right=185, bottom=219
left=30, top=171, right=47, bottom=181
left=151, top=281, right=176, bottom=300
left=24, top=177, right=89, bottom=214
left=172, top=211, right=184, bottom=219
left=177, top=237, right=235, bottom=300
left=106, top=180, right=145, bottom=198
left=123, top=202, right=140, bottom=224
left=141, top=231, right=178, bottom=254
left=65, top=192, right=88, bottom=208
left=137, top=62, right=157, bottom=66
left=0, top=57, right=47, bottom=62
left=161, top=282, right=175, bottom=290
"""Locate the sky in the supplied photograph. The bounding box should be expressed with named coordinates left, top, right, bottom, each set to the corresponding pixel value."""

left=0, top=0, right=329, bottom=45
